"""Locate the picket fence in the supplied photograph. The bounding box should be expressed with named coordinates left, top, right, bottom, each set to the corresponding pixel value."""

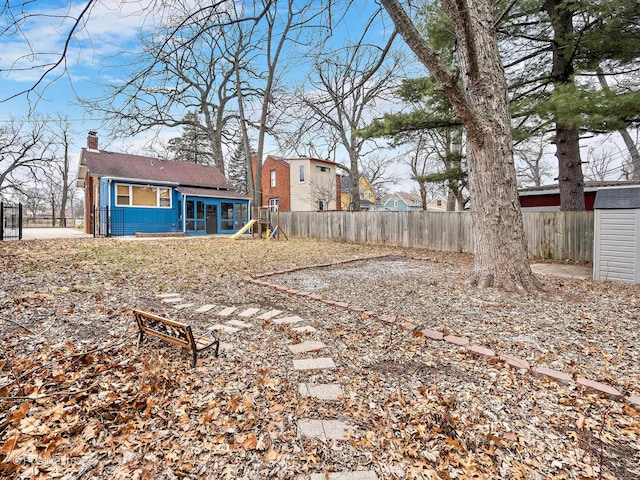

left=275, top=210, right=594, bottom=262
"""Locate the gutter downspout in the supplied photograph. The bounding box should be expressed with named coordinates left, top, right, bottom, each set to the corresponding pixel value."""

left=182, top=193, right=187, bottom=233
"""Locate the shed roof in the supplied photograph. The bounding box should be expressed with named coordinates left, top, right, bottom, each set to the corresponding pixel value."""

left=594, top=187, right=640, bottom=209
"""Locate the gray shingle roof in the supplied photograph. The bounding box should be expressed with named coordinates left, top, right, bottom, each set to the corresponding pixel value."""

left=82, top=148, right=233, bottom=189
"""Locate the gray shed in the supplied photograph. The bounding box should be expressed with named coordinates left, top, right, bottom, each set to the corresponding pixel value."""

left=593, top=187, right=640, bottom=282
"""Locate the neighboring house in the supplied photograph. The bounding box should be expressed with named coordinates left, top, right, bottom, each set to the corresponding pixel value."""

left=340, top=175, right=377, bottom=211
left=519, top=181, right=640, bottom=211
left=382, top=192, right=424, bottom=211
left=255, top=155, right=341, bottom=212
left=77, top=132, right=249, bottom=236
left=427, top=195, right=448, bottom=212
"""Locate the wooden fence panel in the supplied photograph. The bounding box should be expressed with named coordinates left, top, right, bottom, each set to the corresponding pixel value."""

left=276, top=210, right=593, bottom=262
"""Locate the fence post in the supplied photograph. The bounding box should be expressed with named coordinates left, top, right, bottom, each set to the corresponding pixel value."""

left=18, top=204, right=23, bottom=240
left=0, top=202, right=4, bottom=241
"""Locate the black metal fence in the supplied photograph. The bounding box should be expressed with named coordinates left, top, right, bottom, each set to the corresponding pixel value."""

left=93, top=206, right=124, bottom=237
left=0, top=202, right=23, bottom=241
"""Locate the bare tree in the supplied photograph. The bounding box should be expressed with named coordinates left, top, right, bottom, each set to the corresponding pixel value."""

left=359, top=152, right=400, bottom=201
left=382, top=0, right=540, bottom=290
left=514, top=136, right=555, bottom=187
left=584, top=142, right=626, bottom=182
left=0, top=118, right=53, bottom=200
left=82, top=2, right=253, bottom=175
left=284, top=36, right=401, bottom=210
left=47, top=116, right=75, bottom=226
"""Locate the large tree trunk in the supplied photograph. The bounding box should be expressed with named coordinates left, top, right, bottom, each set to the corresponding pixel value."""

left=544, top=0, right=585, bottom=211
left=382, top=0, right=540, bottom=290
left=556, top=123, right=585, bottom=210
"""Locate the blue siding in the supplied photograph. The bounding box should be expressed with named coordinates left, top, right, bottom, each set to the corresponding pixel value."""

left=105, top=181, right=181, bottom=236
left=101, top=179, right=249, bottom=236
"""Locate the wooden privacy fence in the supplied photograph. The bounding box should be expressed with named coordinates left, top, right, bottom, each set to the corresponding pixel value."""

left=275, top=210, right=594, bottom=263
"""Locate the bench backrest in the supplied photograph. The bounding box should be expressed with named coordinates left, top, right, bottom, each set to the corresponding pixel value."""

left=134, top=310, right=195, bottom=351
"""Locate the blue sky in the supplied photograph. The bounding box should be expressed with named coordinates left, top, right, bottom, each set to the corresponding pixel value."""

left=1, top=1, right=158, bottom=145
left=0, top=1, right=425, bottom=193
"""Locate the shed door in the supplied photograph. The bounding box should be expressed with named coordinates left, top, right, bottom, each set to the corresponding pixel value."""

left=594, top=209, right=638, bottom=282
left=206, top=205, right=218, bottom=234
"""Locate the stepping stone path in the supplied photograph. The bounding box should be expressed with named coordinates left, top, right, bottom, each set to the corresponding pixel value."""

left=238, top=307, right=260, bottom=317
left=209, top=324, right=241, bottom=334
left=288, top=340, right=326, bottom=354
left=153, top=293, right=376, bottom=478
left=293, top=357, right=336, bottom=371
left=258, top=309, right=282, bottom=320
left=299, top=383, right=343, bottom=401
left=217, top=306, right=238, bottom=316
left=161, top=297, right=183, bottom=303
left=174, top=303, right=195, bottom=310
left=273, top=315, right=304, bottom=325
left=226, top=319, right=252, bottom=329
left=195, top=304, right=216, bottom=313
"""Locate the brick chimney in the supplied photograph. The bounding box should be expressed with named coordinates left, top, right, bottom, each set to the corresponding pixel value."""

left=87, top=131, right=98, bottom=150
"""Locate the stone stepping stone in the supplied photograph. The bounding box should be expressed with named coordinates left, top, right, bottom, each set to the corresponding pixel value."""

left=293, top=357, right=335, bottom=371
left=258, top=309, right=282, bottom=320
left=273, top=315, right=304, bottom=325
left=238, top=307, right=260, bottom=317
left=310, top=472, right=378, bottom=480
left=226, top=319, right=252, bottom=329
left=291, top=325, right=317, bottom=333
left=288, top=340, right=326, bottom=354
left=195, top=304, right=216, bottom=313
left=174, top=303, right=195, bottom=310
left=209, top=324, right=240, bottom=334
left=298, top=419, right=353, bottom=441
left=157, top=293, right=181, bottom=298
left=161, top=297, right=183, bottom=303
left=299, top=383, right=343, bottom=401
left=217, top=306, right=238, bottom=317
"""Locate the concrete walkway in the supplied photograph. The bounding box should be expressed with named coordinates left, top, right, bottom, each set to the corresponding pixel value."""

left=530, top=262, right=592, bottom=279
left=20, top=228, right=93, bottom=240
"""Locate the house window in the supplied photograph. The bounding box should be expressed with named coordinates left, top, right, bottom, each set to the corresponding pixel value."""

left=360, top=187, right=365, bottom=199
left=299, top=165, right=305, bottom=182
left=234, top=203, right=248, bottom=230
left=436, top=199, right=442, bottom=207
left=115, top=183, right=171, bottom=208
left=116, top=185, right=130, bottom=206
left=269, top=198, right=279, bottom=211
left=270, top=170, right=276, bottom=188
left=221, top=202, right=234, bottom=231
left=394, top=200, right=398, bottom=208
left=318, top=200, right=325, bottom=211
left=185, top=200, right=205, bottom=231
left=315, top=165, right=330, bottom=173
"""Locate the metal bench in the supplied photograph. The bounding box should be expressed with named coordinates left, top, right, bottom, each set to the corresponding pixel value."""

left=133, top=310, right=219, bottom=368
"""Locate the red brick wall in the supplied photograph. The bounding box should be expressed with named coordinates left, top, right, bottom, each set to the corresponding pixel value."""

left=252, top=156, right=291, bottom=211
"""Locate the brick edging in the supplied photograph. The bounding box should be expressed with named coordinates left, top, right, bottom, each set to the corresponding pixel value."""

left=243, top=257, right=640, bottom=410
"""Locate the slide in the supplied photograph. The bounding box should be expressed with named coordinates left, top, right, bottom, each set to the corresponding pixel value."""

left=229, top=219, right=257, bottom=240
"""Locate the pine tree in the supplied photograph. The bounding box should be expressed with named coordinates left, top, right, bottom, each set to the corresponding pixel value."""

left=227, top=143, right=251, bottom=193
left=167, top=112, right=215, bottom=165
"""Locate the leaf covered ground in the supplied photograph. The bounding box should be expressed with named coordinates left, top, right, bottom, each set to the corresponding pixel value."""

left=1, top=236, right=639, bottom=479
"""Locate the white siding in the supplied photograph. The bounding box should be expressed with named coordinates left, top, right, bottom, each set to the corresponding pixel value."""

left=289, top=159, right=337, bottom=211
left=594, top=209, right=640, bottom=282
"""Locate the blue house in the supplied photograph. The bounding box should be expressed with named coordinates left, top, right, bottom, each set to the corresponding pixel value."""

left=77, top=132, right=249, bottom=236
left=382, top=192, right=424, bottom=211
